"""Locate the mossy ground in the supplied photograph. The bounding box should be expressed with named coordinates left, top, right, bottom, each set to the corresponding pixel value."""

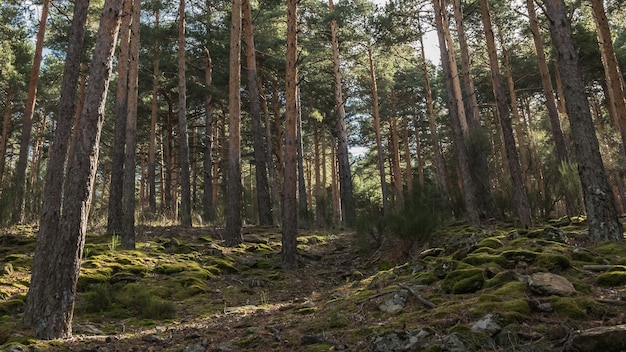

left=1, top=219, right=626, bottom=350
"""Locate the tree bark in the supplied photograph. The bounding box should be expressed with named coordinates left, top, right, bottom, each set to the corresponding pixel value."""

left=297, top=87, right=309, bottom=226
left=242, top=0, right=273, bottom=226
left=282, top=0, right=298, bottom=269
left=479, top=0, right=532, bottom=228
left=329, top=0, right=355, bottom=227
left=226, top=0, right=243, bottom=245
left=544, top=0, right=623, bottom=241
left=403, top=117, right=414, bottom=194
left=203, top=48, right=215, bottom=222
left=178, top=0, right=192, bottom=227
left=107, top=0, right=132, bottom=233
left=122, top=0, right=140, bottom=248
left=368, top=47, right=389, bottom=216
left=433, top=0, right=479, bottom=226
left=389, top=106, right=403, bottom=210
left=148, top=5, right=160, bottom=214
left=12, top=0, right=50, bottom=224
left=450, top=0, right=495, bottom=218
left=24, top=0, right=122, bottom=339
left=0, top=86, right=13, bottom=185
left=526, top=0, right=569, bottom=163
left=417, top=17, right=449, bottom=204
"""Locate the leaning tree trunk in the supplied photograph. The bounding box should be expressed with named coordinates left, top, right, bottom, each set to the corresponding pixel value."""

left=122, top=0, right=140, bottom=249
left=417, top=17, right=449, bottom=204
left=544, top=0, right=623, bottom=242
left=526, top=0, right=568, bottom=163
left=12, top=0, right=50, bottom=224
left=282, top=0, right=299, bottom=269
left=479, top=0, right=532, bottom=228
left=242, top=0, right=273, bottom=225
left=433, top=0, right=479, bottom=226
left=177, top=0, right=192, bottom=227
left=23, top=0, right=89, bottom=331
left=296, top=87, right=309, bottom=226
left=226, top=0, right=243, bottom=245
left=107, top=0, right=133, bottom=233
left=23, top=0, right=122, bottom=339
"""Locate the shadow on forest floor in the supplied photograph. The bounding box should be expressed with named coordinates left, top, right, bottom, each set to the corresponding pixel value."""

left=2, top=217, right=626, bottom=351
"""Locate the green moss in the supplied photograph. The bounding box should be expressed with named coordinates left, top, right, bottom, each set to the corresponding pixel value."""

left=0, top=299, right=23, bottom=315
left=471, top=299, right=530, bottom=323
left=501, top=250, right=539, bottom=264
left=484, top=271, right=518, bottom=289
left=551, top=296, right=608, bottom=320
left=462, top=253, right=507, bottom=266
left=477, top=237, right=503, bottom=249
left=208, top=256, right=239, bottom=273
left=492, top=281, right=526, bottom=298
left=596, top=271, right=626, bottom=287
left=535, top=253, right=571, bottom=272
left=78, top=267, right=112, bottom=291
left=442, top=268, right=485, bottom=294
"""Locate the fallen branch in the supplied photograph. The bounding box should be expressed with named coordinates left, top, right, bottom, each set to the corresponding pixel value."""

left=595, top=298, right=626, bottom=306
left=399, top=283, right=437, bottom=309
left=582, top=265, right=619, bottom=272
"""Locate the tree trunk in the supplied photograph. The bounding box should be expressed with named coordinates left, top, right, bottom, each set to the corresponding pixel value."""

left=501, top=40, right=530, bottom=189
left=203, top=48, right=215, bottom=222
left=368, top=47, right=389, bottom=216
left=242, top=0, right=272, bottom=226
left=107, top=0, right=133, bottom=233
left=403, top=117, right=414, bottom=194
left=417, top=17, right=449, bottom=204
left=526, top=0, right=569, bottom=163
left=590, top=0, right=626, bottom=150
left=0, top=86, right=13, bottom=185
left=433, top=0, right=479, bottom=226
left=122, top=0, right=140, bottom=249
left=226, top=0, right=243, bottom=245
left=479, top=0, right=532, bottom=228
left=12, top=0, right=50, bottom=224
left=148, top=5, right=160, bottom=214
left=296, top=87, right=309, bottom=227
left=389, top=108, right=403, bottom=210
left=544, top=0, right=623, bottom=241
left=24, top=0, right=122, bottom=339
left=282, top=0, right=298, bottom=269
left=450, top=0, right=496, bottom=218
left=329, top=0, right=355, bottom=227
left=314, top=119, right=324, bottom=226
left=177, top=0, right=192, bottom=227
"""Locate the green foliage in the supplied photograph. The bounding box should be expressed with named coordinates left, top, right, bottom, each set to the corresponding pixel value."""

left=117, top=284, right=176, bottom=320
left=441, top=268, right=485, bottom=294
left=558, top=161, right=584, bottom=214
left=386, top=184, right=449, bottom=246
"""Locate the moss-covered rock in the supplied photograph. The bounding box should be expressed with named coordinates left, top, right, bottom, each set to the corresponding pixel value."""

left=535, top=253, right=571, bottom=272
left=462, top=253, right=507, bottom=267
left=476, top=237, right=504, bottom=249
left=484, top=271, right=519, bottom=289
left=596, top=271, right=626, bottom=287
left=550, top=296, right=608, bottom=320
left=442, top=268, right=485, bottom=294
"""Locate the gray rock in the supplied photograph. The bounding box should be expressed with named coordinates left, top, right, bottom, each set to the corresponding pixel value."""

left=369, top=329, right=434, bottom=352
left=73, top=324, right=104, bottom=335
left=472, top=314, right=502, bottom=336
left=4, top=345, right=25, bottom=352
left=442, top=333, right=468, bottom=352
left=570, top=324, right=626, bottom=352
left=528, top=272, right=576, bottom=296
left=378, top=292, right=407, bottom=314
left=541, top=227, right=566, bottom=243
left=183, top=344, right=205, bottom=352
left=142, top=333, right=165, bottom=343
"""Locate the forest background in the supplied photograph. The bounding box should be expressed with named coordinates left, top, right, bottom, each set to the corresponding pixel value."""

left=2, top=0, right=626, bottom=342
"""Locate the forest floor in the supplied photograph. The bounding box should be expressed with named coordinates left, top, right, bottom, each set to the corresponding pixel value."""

left=2, top=217, right=626, bottom=351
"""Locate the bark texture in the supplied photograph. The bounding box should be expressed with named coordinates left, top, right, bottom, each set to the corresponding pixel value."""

left=544, top=0, right=623, bottom=241
left=23, top=0, right=122, bottom=339
left=177, top=0, right=192, bottom=227
left=226, top=0, right=243, bottom=245
left=282, top=0, right=299, bottom=269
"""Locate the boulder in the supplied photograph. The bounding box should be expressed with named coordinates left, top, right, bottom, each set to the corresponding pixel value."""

left=527, top=272, right=575, bottom=296
left=369, top=329, right=435, bottom=352
left=472, top=314, right=502, bottom=336
left=570, top=324, right=626, bottom=352
left=379, top=292, right=407, bottom=314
